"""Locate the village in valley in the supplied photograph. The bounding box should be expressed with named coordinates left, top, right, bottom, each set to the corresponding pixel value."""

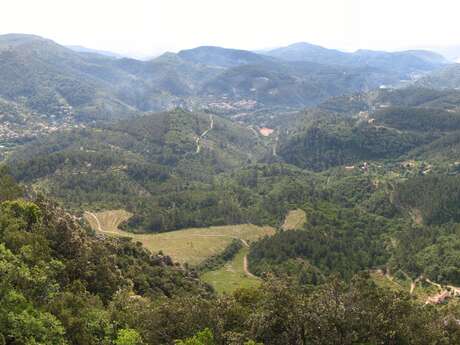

left=0, top=101, right=85, bottom=158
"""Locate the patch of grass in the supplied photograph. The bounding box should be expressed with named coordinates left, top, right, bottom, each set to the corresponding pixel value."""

left=370, top=271, right=440, bottom=303
left=84, top=210, right=275, bottom=266
left=370, top=271, right=406, bottom=293
left=85, top=209, right=132, bottom=233
left=281, top=209, right=307, bottom=230
left=201, top=246, right=260, bottom=294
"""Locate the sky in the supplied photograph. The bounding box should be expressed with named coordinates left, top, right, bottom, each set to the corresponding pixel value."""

left=1, top=0, right=460, bottom=58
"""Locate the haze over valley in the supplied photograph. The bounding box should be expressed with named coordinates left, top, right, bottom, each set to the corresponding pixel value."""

left=4, top=1, right=460, bottom=344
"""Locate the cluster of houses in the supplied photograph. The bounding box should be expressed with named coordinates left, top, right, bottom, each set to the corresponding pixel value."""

left=0, top=113, right=84, bottom=148
left=426, top=286, right=460, bottom=305
left=207, top=98, right=258, bottom=113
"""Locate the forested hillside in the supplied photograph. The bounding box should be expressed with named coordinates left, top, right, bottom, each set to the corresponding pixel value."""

left=7, top=109, right=275, bottom=232
left=2, top=168, right=460, bottom=344
left=4, top=30, right=460, bottom=345
left=278, top=88, right=460, bottom=171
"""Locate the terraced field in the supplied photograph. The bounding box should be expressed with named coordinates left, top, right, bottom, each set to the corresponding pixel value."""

left=84, top=210, right=275, bottom=266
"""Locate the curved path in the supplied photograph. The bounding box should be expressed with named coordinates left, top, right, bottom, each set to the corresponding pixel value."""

left=196, top=115, right=214, bottom=153
left=85, top=211, right=102, bottom=232
left=243, top=254, right=258, bottom=279
left=272, top=132, right=279, bottom=156
left=239, top=239, right=259, bottom=279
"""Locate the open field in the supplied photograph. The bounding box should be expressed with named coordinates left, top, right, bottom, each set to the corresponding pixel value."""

left=201, top=246, right=260, bottom=294
left=85, top=209, right=132, bottom=233
left=370, top=271, right=439, bottom=303
left=84, top=210, right=275, bottom=266
left=281, top=209, right=307, bottom=230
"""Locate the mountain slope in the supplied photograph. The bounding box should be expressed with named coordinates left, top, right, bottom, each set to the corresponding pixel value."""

left=416, top=63, right=460, bottom=89
left=177, top=46, right=272, bottom=67
left=202, top=60, right=399, bottom=107
left=264, top=42, right=448, bottom=78
left=264, top=42, right=349, bottom=64
left=7, top=109, right=271, bottom=232
left=278, top=88, right=460, bottom=171
left=0, top=33, right=451, bottom=127
left=0, top=34, right=138, bottom=121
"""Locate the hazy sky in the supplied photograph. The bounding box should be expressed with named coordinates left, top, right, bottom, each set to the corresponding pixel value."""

left=1, top=0, right=460, bottom=58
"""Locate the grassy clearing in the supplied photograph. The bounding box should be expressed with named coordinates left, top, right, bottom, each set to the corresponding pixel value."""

left=84, top=210, right=275, bottom=266
left=370, top=271, right=439, bottom=303
left=281, top=209, right=307, bottom=230
left=85, top=209, right=132, bottom=233
left=127, top=225, right=274, bottom=266
left=201, top=246, right=260, bottom=294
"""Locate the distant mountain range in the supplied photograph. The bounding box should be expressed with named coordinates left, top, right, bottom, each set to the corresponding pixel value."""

left=0, top=34, right=453, bottom=124
left=262, top=42, right=448, bottom=74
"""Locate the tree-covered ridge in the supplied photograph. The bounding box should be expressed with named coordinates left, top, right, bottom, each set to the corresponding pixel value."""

left=316, top=87, right=460, bottom=119
left=390, top=222, right=460, bottom=285
left=0, top=168, right=212, bottom=344
left=10, top=109, right=267, bottom=180
left=241, top=165, right=460, bottom=289
left=279, top=116, right=433, bottom=171
left=276, top=87, right=460, bottom=172
left=248, top=204, right=390, bottom=282
left=374, top=106, right=460, bottom=132
left=395, top=174, right=460, bottom=225
left=5, top=160, right=460, bottom=344
left=7, top=110, right=276, bottom=232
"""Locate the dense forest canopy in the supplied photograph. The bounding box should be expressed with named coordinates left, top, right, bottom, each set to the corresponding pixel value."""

left=3, top=32, right=460, bottom=344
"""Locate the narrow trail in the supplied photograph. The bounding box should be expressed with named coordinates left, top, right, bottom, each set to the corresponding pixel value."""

left=426, top=278, right=443, bottom=291
left=239, top=239, right=259, bottom=279
left=196, top=115, right=214, bottom=154
left=410, top=281, right=416, bottom=295
left=398, top=270, right=418, bottom=295
left=272, top=132, right=279, bottom=156
left=248, top=126, right=259, bottom=137
left=243, top=255, right=258, bottom=279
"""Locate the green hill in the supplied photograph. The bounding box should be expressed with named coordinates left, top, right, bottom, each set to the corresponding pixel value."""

left=7, top=109, right=274, bottom=232
left=279, top=88, right=460, bottom=171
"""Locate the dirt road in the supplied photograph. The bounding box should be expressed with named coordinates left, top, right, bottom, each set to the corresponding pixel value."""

left=196, top=115, right=214, bottom=153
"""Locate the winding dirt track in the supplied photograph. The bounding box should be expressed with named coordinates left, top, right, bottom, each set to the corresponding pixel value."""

left=85, top=211, right=102, bottom=232
left=243, top=255, right=258, bottom=279
left=195, top=115, right=214, bottom=153
left=240, top=239, right=259, bottom=279
left=272, top=132, right=279, bottom=156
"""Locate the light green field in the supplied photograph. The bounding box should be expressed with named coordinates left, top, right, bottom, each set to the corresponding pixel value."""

left=201, top=246, right=260, bottom=294
left=84, top=210, right=275, bottom=266
left=281, top=209, right=307, bottom=230
left=370, top=271, right=439, bottom=303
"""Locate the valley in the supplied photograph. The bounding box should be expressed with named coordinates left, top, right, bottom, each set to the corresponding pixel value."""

left=3, top=30, right=460, bottom=344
